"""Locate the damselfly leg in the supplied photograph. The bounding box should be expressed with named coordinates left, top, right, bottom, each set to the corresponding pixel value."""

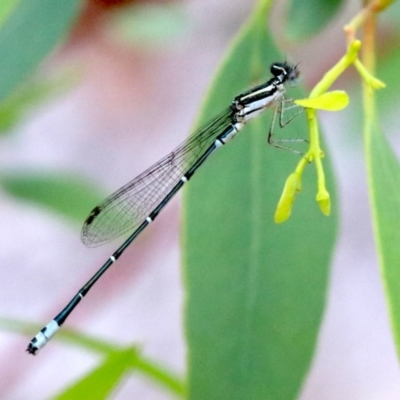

left=268, top=99, right=306, bottom=154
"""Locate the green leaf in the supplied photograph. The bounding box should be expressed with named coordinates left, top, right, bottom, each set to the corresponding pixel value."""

left=1, top=172, right=104, bottom=223
left=0, top=0, right=17, bottom=27
left=375, top=46, right=400, bottom=117
left=55, top=348, right=136, bottom=400
left=0, top=71, right=75, bottom=134
left=0, top=316, right=185, bottom=396
left=286, top=0, right=344, bottom=40
left=110, top=3, right=188, bottom=50
left=366, top=118, right=400, bottom=357
left=55, top=347, right=185, bottom=399
left=0, top=0, right=81, bottom=103
left=183, top=2, right=338, bottom=400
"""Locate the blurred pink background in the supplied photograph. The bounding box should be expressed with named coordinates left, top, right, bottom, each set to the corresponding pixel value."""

left=1, top=0, right=400, bottom=398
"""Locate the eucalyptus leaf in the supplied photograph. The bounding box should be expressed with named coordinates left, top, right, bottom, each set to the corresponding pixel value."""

left=367, top=120, right=400, bottom=357
left=183, top=2, right=338, bottom=399
left=0, top=72, right=75, bottom=134
left=1, top=172, right=104, bottom=223
left=55, top=348, right=136, bottom=400
left=0, top=0, right=81, bottom=103
left=286, top=0, right=344, bottom=40
left=0, top=0, right=17, bottom=27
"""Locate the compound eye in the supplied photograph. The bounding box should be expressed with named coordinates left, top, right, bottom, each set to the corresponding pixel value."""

left=287, top=65, right=300, bottom=86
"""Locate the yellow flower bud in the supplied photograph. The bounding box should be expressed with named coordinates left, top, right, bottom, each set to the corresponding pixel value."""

left=275, top=173, right=301, bottom=223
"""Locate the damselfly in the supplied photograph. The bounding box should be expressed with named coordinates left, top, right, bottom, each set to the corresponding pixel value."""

left=27, top=62, right=300, bottom=355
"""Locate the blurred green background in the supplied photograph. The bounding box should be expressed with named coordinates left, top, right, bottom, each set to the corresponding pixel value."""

left=1, top=0, right=400, bottom=399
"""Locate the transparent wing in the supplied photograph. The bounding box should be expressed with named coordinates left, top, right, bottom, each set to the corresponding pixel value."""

left=81, top=107, right=234, bottom=247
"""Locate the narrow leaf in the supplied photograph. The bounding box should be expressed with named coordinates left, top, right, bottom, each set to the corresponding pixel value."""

left=367, top=121, right=400, bottom=356
left=183, top=2, right=338, bottom=399
left=0, top=0, right=17, bottom=27
left=1, top=172, right=104, bottom=223
left=286, top=0, right=344, bottom=40
left=0, top=0, right=81, bottom=102
left=55, top=348, right=135, bottom=400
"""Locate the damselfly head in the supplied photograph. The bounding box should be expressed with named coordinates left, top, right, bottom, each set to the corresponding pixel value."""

left=270, top=62, right=300, bottom=86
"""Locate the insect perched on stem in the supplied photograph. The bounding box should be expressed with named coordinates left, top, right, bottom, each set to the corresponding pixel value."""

left=27, top=62, right=300, bottom=355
